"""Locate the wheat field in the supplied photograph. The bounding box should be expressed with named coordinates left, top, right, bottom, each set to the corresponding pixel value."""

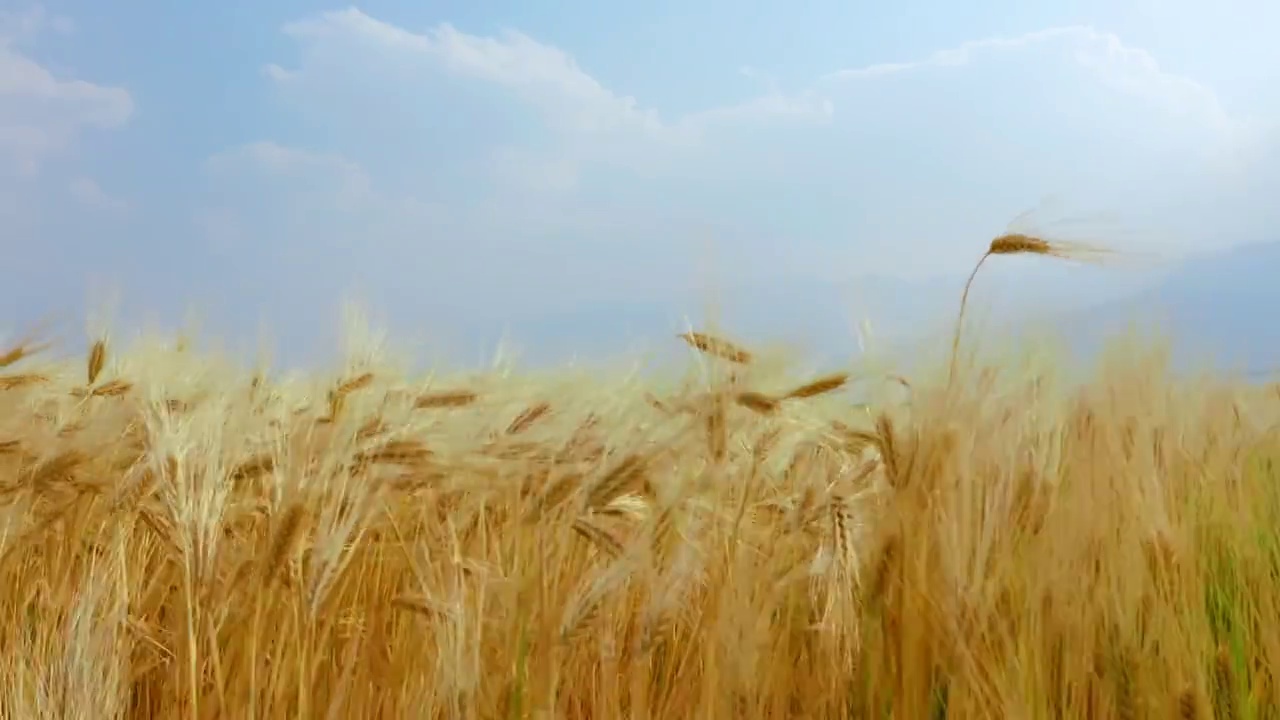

left=1, top=240, right=1278, bottom=718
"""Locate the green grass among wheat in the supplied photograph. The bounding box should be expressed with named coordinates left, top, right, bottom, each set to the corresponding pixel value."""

left=0, top=233, right=1277, bottom=718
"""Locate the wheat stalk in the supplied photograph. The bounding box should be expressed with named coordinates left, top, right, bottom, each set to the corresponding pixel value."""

left=784, top=372, right=850, bottom=400
left=560, top=559, right=634, bottom=644
left=0, top=374, right=48, bottom=391
left=414, top=390, right=478, bottom=409
left=87, top=339, right=107, bottom=385
left=571, top=515, right=626, bottom=558
left=264, top=503, right=307, bottom=584
left=949, top=232, right=1112, bottom=384
left=91, top=379, right=133, bottom=397
left=506, top=402, right=551, bottom=435
left=735, top=391, right=779, bottom=414
left=586, top=454, right=647, bottom=510
left=230, top=454, right=276, bottom=483
left=391, top=594, right=457, bottom=620
left=0, top=337, right=50, bottom=369
left=334, top=372, right=375, bottom=396
left=1214, top=644, right=1238, bottom=720
left=1178, top=687, right=1200, bottom=720
left=678, top=331, right=753, bottom=364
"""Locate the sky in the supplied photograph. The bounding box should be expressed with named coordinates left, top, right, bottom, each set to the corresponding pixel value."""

left=3, top=0, right=1279, bottom=364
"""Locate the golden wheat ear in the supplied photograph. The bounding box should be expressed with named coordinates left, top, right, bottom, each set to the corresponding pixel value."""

left=989, top=233, right=1115, bottom=264
left=677, top=331, right=753, bottom=365
left=987, top=233, right=1054, bottom=257
left=0, top=335, right=53, bottom=369
left=949, top=231, right=1120, bottom=384
left=87, top=339, right=107, bottom=385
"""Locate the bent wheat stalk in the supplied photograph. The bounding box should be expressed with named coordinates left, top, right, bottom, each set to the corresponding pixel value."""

left=678, top=331, right=753, bottom=365
left=949, top=232, right=1111, bottom=385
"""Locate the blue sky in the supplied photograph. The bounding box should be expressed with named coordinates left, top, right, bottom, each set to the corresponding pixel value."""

left=3, top=1, right=1279, bottom=362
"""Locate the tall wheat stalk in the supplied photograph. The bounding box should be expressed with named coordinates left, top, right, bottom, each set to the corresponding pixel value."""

left=949, top=232, right=1111, bottom=384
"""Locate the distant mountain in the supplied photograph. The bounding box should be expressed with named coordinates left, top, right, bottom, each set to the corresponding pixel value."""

left=484, top=259, right=1160, bottom=368
left=268, top=240, right=1276, bottom=377
left=1047, top=241, right=1280, bottom=377
left=488, top=240, right=1280, bottom=380
left=32, top=241, right=1256, bottom=375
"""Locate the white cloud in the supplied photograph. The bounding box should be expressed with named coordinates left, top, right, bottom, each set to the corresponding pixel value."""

left=487, top=146, right=580, bottom=196
left=0, top=5, right=73, bottom=42
left=0, top=6, right=132, bottom=174
left=280, top=10, right=665, bottom=139
left=68, top=176, right=127, bottom=214
left=822, top=25, right=1257, bottom=155
left=206, top=141, right=374, bottom=209
left=201, top=8, right=1274, bottom=338
left=270, top=8, right=832, bottom=152
left=261, top=63, right=295, bottom=83
left=202, top=141, right=469, bottom=264
left=256, top=10, right=1258, bottom=182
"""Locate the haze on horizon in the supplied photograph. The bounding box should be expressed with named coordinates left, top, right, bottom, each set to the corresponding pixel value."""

left=2, top=0, right=1278, bottom=367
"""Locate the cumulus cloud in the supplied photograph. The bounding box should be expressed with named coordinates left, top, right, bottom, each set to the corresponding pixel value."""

left=199, top=7, right=1270, bottom=349
left=205, top=142, right=375, bottom=212
left=0, top=7, right=132, bottom=175
left=68, top=176, right=127, bottom=214
left=0, top=6, right=137, bottom=339
left=280, top=11, right=667, bottom=140
left=0, top=5, right=73, bottom=41
left=822, top=26, right=1258, bottom=159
